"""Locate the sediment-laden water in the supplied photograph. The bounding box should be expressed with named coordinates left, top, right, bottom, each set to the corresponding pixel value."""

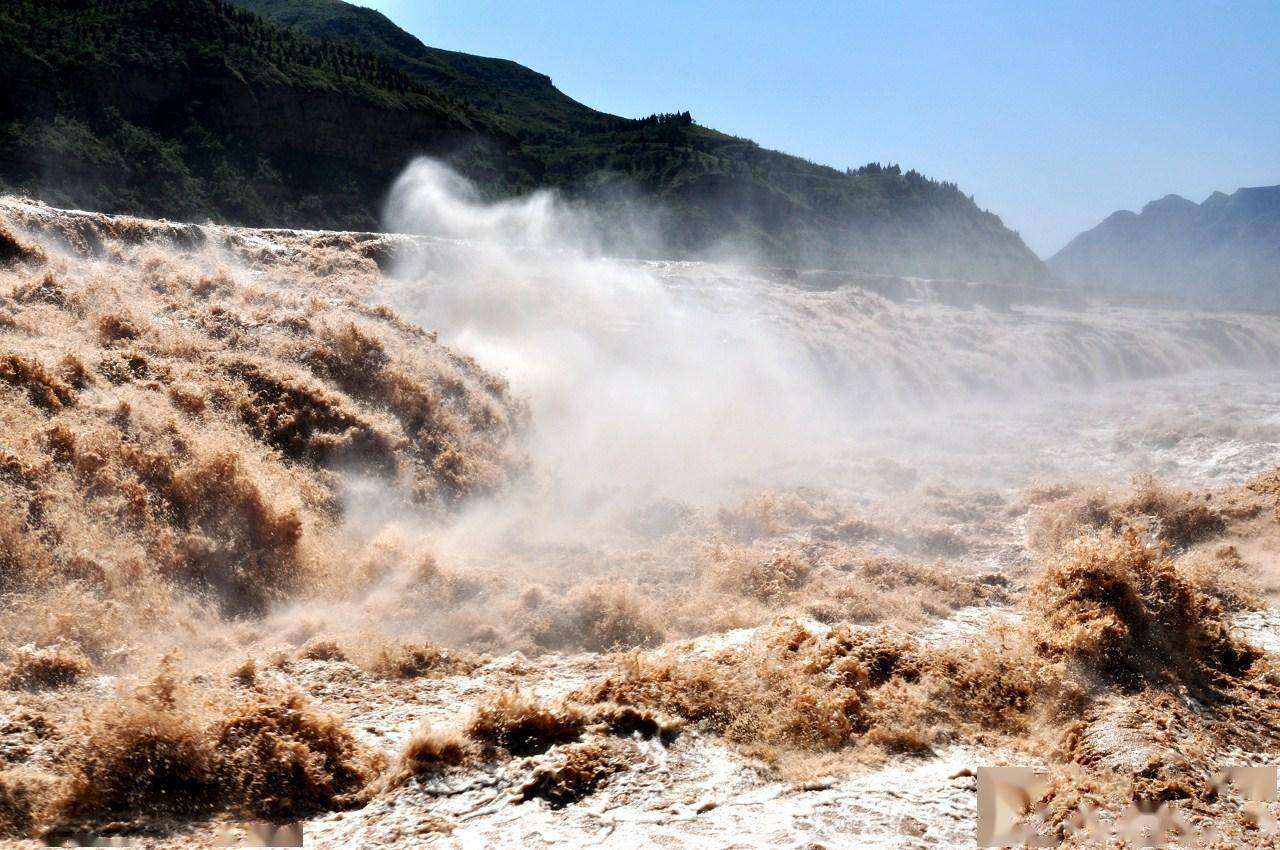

left=2, top=187, right=1280, bottom=847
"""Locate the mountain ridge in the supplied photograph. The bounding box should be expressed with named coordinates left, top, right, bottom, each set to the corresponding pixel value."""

left=1049, top=185, right=1280, bottom=309
left=226, top=0, right=605, bottom=135
left=0, top=0, right=1050, bottom=284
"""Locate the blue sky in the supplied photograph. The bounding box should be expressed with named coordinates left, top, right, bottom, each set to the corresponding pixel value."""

left=357, top=1, right=1278, bottom=256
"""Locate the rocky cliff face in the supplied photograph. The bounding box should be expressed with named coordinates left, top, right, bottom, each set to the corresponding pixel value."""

left=1050, top=186, right=1280, bottom=310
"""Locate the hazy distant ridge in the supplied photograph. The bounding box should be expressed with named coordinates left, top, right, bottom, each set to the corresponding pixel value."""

left=1049, top=186, right=1280, bottom=309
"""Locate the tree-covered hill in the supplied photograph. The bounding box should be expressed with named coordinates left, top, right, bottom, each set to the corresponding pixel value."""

left=0, top=0, right=537, bottom=229
left=0, top=0, right=1050, bottom=283
left=228, top=0, right=1048, bottom=283
left=226, top=0, right=605, bottom=136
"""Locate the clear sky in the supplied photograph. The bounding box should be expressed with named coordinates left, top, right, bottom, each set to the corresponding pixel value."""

left=356, top=1, right=1278, bottom=257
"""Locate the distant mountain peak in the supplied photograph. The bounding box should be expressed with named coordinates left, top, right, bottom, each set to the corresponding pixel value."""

left=1101, top=209, right=1140, bottom=224
left=1140, top=193, right=1197, bottom=216
left=1049, top=185, right=1280, bottom=309
left=1231, top=185, right=1280, bottom=214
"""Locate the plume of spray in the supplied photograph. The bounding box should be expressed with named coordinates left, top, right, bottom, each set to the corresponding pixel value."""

left=379, top=159, right=847, bottom=546
left=373, top=158, right=1280, bottom=558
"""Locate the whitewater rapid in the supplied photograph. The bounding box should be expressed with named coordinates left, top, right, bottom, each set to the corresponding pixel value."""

left=383, top=249, right=1280, bottom=511
left=373, top=161, right=1280, bottom=515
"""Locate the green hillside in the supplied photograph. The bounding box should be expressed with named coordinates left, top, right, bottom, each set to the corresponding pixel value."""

left=227, top=0, right=604, bottom=136
left=0, top=0, right=1049, bottom=283
left=0, top=0, right=535, bottom=229
left=228, top=0, right=1048, bottom=282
